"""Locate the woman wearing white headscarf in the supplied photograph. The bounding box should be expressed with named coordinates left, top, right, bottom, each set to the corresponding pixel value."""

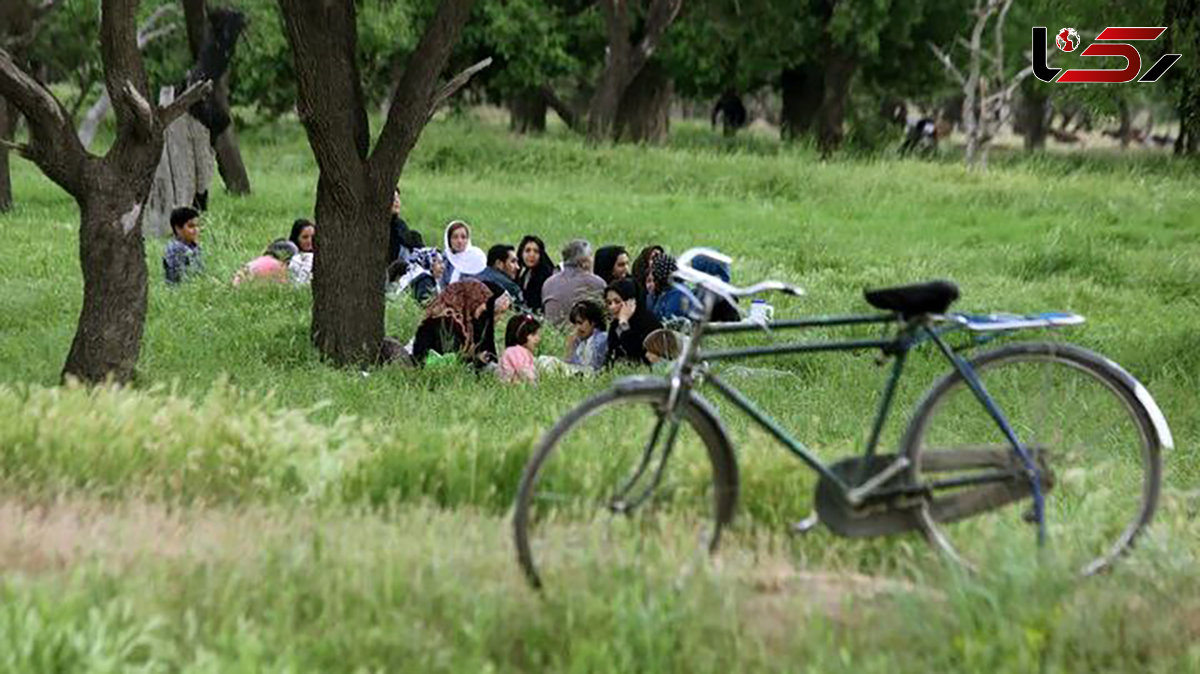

left=442, top=219, right=487, bottom=286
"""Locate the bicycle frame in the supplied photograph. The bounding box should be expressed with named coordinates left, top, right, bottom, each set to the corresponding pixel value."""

left=661, top=296, right=1047, bottom=535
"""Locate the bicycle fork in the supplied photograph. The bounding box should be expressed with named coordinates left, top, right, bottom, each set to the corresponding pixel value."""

left=926, top=328, right=1048, bottom=544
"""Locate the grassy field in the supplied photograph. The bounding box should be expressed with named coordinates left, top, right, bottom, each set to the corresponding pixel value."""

left=1, top=113, right=1198, bottom=671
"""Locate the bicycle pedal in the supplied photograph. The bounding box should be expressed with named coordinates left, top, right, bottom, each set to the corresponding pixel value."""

left=789, top=513, right=821, bottom=536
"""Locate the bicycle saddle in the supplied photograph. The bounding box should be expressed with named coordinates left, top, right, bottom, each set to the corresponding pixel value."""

left=864, top=280, right=960, bottom=317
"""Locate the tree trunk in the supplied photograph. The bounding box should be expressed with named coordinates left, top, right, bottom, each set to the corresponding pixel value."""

left=1118, top=99, right=1132, bottom=149
left=509, top=88, right=547, bottom=134
left=815, top=46, right=856, bottom=156
left=0, top=97, right=12, bottom=212
left=779, top=66, right=822, bottom=141
left=184, top=0, right=250, bottom=195
left=309, top=172, right=389, bottom=365
left=1020, top=88, right=1050, bottom=150
left=279, top=0, right=476, bottom=366
left=613, top=62, right=671, bottom=143
left=1177, top=76, right=1199, bottom=156
left=211, top=73, right=250, bottom=194
left=587, top=57, right=629, bottom=142
left=62, top=186, right=150, bottom=383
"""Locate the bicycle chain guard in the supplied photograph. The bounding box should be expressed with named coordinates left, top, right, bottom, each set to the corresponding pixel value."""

left=815, top=455, right=924, bottom=538
left=814, top=449, right=1056, bottom=538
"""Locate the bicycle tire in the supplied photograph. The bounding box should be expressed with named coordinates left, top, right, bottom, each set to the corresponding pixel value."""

left=513, top=378, right=739, bottom=590
left=901, top=341, right=1164, bottom=576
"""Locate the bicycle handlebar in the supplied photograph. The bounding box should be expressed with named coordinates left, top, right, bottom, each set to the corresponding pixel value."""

left=673, top=247, right=806, bottom=301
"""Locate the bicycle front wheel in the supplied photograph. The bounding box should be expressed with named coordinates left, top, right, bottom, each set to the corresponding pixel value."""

left=902, top=342, right=1163, bottom=576
left=513, top=380, right=738, bottom=590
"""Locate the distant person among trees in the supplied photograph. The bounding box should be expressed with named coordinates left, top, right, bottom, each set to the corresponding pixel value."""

left=474, top=244, right=524, bottom=307
left=498, top=314, right=542, bottom=383
left=288, top=218, right=315, bottom=285
left=604, top=279, right=662, bottom=366
left=441, top=220, right=486, bottom=285
left=594, top=245, right=631, bottom=285
left=541, top=239, right=607, bottom=327
left=410, top=279, right=496, bottom=367
left=632, top=244, right=664, bottom=304
left=564, top=300, right=609, bottom=372
left=517, top=235, right=555, bottom=312
left=163, top=207, right=205, bottom=285
left=233, top=239, right=298, bottom=286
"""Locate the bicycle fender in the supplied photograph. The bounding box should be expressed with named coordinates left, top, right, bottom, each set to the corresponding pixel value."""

left=611, top=376, right=731, bottom=437
left=1096, top=356, right=1175, bottom=450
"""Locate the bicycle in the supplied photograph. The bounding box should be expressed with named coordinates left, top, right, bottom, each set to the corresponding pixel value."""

left=512, top=248, right=1173, bottom=589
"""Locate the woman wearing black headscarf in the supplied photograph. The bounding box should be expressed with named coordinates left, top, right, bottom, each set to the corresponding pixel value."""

left=517, top=235, right=555, bottom=312
left=604, top=279, right=662, bottom=366
left=631, top=244, right=664, bottom=304
left=593, top=245, right=630, bottom=285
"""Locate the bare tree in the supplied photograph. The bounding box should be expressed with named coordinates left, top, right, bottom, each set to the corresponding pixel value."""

left=276, top=0, right=481, bottom=365
left=930, top=0, right=1040, bottom=170
left=586, top=0, right=683, bottom=143
left=0, top=0, right=211, bottom=383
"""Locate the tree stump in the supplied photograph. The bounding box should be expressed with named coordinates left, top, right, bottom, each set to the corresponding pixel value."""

left=143, top=86, right=214, bottom=237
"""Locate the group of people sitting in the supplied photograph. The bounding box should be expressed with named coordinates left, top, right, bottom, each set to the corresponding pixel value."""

left=162, top=206, right=315, bottom=287
left=160, top=189, right=740, bottom=383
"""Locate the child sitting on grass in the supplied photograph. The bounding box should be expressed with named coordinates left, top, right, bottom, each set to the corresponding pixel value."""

left=643, top=328, right=687, bottom=370
left=233, top=239, right=298, bottom=286
left=163, top=207, right=204, bottom=285
left=564, top=300, right=608, bottom=373
left=498, top=314, right=542, bottom=383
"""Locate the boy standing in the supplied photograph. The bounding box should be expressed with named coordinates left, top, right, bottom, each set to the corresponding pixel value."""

left=163, top=207, right=204, bottom=285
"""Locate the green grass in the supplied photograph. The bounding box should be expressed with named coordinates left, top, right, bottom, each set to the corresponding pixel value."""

left=0, top=113, right=1198, bottom=671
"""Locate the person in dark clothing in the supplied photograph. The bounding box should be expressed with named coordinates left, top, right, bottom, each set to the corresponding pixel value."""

left=691, top=254, right=741, bottom=322
left=387, top=189, right=421, bottom=265
left=604, top=279, right=662, bottom=367
left=472, top=281, right=514, bottom=366
left=517, top=235, right=555, bottom=312
left=711, top=90, right=748, bottom=136
left=410, top=280, right=495, bottom=366
left=593, top=245, right=631, bottom=285
left=473, top=244, right=524, bottom=307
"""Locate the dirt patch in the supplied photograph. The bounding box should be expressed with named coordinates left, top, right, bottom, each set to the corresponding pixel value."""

left=0, top=495, right=286, bottom=575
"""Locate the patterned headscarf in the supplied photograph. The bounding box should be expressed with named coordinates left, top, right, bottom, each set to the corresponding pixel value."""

left=409, top=247, right=444, bottom=273
left=651, top=253, right=677, bottom=292
left=424, top=280, right=493, bottom=352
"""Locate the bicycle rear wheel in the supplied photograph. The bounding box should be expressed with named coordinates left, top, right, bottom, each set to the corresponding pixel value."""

left=513, top=380, right=738, bottom=590
left=902, top=342, right=1163, bottom=576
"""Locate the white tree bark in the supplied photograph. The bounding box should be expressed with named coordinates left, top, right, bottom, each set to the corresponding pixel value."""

left=143, top=86, right=214, bottom=237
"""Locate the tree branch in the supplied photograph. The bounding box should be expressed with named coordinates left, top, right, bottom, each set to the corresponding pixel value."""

left=427, top=57, right=491, bottom=121
left=158, top=79, right=212, bottom=125
left=370, top=0, right=476, bottom=177
left=0, top=137, right=30, bottom=156
left=928, top=42, right=965, bottom=85
left=541, top=84, right=581, bottom=131
left=629, top=0, right=683, bottom=80
left=101, top=0, right=155, bottom=143
left=118, top=79, right=155, bottom=134
left=0, top=46, right=88, bottom=193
